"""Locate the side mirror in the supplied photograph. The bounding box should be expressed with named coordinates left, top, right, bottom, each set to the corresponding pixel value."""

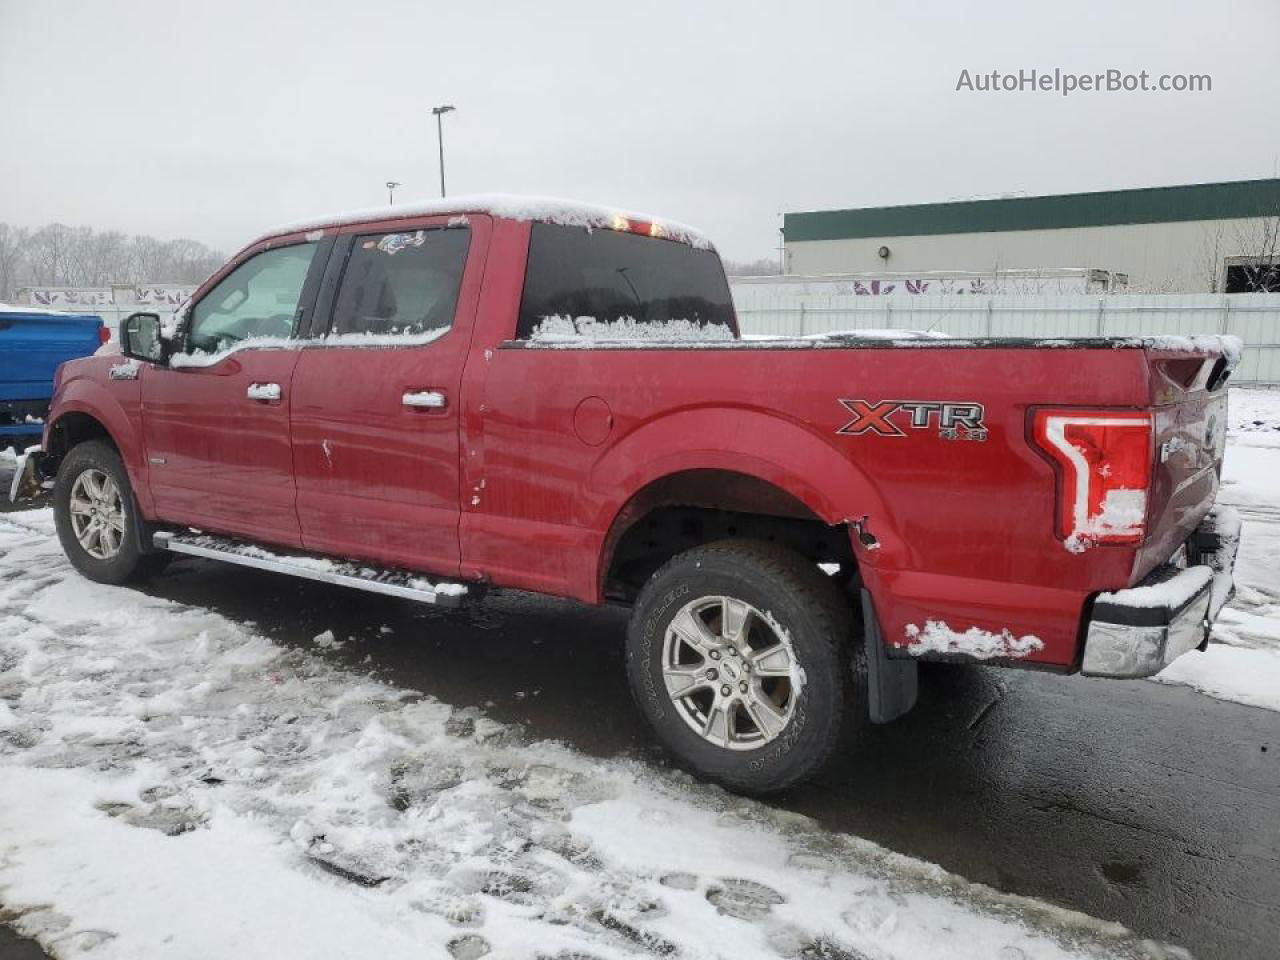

left=120, top=312, right=168, bottom=364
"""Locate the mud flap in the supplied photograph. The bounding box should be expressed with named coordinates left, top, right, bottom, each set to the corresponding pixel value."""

left=7, top=445, right=43, bottom=503
left=861, top=587, right=918, bottom=724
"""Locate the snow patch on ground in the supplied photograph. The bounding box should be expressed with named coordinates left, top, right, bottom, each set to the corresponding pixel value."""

left=0, top=509, right=1168, bottom=960
left=904, top=620, right=1044, bottom=659
left=1151, top=388, right=1280, bottom=711
left=1156, top=645, right=1280, bottom=712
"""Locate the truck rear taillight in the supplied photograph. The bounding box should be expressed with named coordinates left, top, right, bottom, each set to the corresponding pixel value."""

left=99, top=326, right=111, bottom=344
left=1033, top=410, right=1153, bottom=549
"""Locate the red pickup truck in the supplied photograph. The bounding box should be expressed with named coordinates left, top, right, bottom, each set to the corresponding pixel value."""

left=32, top=196, right=1241, bottom=793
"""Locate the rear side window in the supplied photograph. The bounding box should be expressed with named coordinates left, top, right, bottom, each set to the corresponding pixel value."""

left=517, top=223, right=736, bottom=339
left=329, top=227, right=470, bottom=338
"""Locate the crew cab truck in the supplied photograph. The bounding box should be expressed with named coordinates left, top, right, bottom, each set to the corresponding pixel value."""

left=1, top=305, right=106, bottom=449
left=33, top=196, right=1240, bottom=793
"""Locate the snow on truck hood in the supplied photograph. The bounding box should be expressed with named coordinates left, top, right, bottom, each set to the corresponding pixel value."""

left=256, top=193, right=714, bottom=250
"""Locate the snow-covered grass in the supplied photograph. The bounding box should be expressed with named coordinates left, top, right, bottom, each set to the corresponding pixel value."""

left=0, top=511, right=1176, bottom=960
left=1152, top=387, right=1280, bottom=711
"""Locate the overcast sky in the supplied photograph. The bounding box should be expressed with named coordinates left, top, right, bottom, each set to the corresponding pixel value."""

left=2, top=0, right=1278, bottom=261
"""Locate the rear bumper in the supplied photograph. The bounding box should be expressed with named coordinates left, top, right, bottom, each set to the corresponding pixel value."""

left=1081, top=506, right=1240, bottom=679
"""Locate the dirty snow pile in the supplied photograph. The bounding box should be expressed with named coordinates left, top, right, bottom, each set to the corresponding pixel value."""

left=0, top=512, right=1175, bottom=960
left=1154, top=387, right=1280, bottom=711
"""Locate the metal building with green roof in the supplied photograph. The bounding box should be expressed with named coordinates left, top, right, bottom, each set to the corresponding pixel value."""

left=782, top=179, right=1280, bottom=293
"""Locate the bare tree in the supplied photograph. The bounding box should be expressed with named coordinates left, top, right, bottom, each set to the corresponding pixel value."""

left=26, top=224, right=78, bottom=286
left=722, top=257, right=781, bottom=277
left=126, top=234, right=171, bottom=284
left=0, top=223, right=29, bottom=301
left=1197, top=221, right=1228, bottom=293
left=1225, top=195, right=1280, bottom=293
left=0, top=221, right=227, bottom=295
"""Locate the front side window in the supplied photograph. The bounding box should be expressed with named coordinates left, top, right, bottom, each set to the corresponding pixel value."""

left=329, top=227, right=470, bottom=338
left=187, top=243, right=318, bottom=353
left=517, top=223, right=737, bottom=339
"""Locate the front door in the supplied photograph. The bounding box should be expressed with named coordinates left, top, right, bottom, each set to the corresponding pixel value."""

left=290, top=216, right=484, bottom=575
left=141, top=239, right=327, bottom=546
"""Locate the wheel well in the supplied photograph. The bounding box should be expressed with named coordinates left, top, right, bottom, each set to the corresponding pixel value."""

left=44, top=412, right=116, bottom=472
left=601, top=469, right=856, bottom=602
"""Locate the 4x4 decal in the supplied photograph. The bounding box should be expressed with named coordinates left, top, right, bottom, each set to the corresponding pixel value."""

left=837, top=399, right=988, bottom=441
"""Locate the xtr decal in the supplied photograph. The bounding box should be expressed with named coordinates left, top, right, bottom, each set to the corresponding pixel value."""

left=837, top=399, right=988, bottom=441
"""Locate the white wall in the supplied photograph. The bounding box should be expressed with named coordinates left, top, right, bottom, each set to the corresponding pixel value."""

left=729, top=286, right=1280, bottom=385
left=785, top=216, right=1276, bottom=293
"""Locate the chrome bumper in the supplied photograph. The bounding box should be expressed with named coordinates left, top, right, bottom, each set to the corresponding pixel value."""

left=1081, top=507, right=1239, bottom=679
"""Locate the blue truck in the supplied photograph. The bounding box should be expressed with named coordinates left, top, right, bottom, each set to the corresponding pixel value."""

left=0, top=306, right=106, bottom=450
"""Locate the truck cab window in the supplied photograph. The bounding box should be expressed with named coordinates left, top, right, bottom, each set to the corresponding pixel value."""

left=329, top=227, right=470, bottom=338
left=517, top=223, right=737, bottom=339
left=187, top=243, right=318, bottom=354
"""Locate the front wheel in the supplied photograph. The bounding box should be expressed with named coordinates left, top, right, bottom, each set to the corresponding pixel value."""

left=626, top=540, right=863, bottom=794
left=54, top=440, right=167, bottom=584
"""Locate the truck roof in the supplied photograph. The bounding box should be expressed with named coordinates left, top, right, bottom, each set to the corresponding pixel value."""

left=256, top=193, right=714, bottom=251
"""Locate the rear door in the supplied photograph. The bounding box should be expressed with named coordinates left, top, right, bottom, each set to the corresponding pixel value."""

left=141, top=238, right=328, bottom=545
left=290, top=215, right=487, bottom=575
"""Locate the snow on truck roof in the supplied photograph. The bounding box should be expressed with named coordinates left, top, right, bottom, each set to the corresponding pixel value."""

left=257, top=193, right=714, bottom=250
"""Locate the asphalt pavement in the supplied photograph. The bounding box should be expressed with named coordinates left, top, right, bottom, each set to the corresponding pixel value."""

left=1, top=476, right=1277, bottom=958
left=113, top=556, right=1280, bottom=960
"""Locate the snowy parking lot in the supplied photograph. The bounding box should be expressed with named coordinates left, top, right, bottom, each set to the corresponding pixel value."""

left=1, top=390, right=1279, bottom=960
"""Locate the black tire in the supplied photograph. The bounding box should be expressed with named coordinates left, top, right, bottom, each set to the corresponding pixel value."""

left=626, top=539, right=865, bottom=794
left=54, top=440, right=168, bottom=584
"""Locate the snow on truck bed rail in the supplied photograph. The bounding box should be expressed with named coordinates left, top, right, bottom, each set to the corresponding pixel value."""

left=516, top=323, right=1243, bottom=354
left=258, top=193, right=714, bottom=250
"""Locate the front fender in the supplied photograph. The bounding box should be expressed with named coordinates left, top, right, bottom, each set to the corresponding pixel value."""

left=47, top=369, right=150, bottom=511
left=586, top=405, right=901, bottom=556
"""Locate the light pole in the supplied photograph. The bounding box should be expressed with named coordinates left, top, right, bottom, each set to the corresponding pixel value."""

left=385, top=180, right=401, bottom=205
left=432, top=104, right=456, bottom=198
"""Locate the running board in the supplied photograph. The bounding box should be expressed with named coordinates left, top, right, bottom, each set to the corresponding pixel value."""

left=152, top=531, right=469, bottom=608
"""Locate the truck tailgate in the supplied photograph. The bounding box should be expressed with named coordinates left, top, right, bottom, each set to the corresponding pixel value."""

left=1134, top=346, right=1234, bottom=580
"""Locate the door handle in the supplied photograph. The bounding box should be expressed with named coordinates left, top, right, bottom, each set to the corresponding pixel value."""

left=402, top=389, right=446, bottom=410
left=247, top=382, right=282, bottom=402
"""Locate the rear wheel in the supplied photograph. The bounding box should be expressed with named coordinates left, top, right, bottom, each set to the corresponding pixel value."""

left=54, top=440, right=168, bottom=584
left=626, top=539, right=863, bottom=794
